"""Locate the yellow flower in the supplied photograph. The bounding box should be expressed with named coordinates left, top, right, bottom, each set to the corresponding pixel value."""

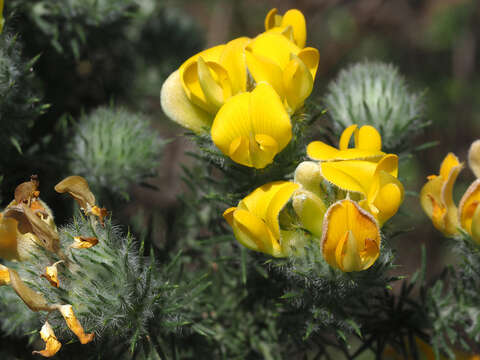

left=420, top=153, right=463, bottom=237
left=321, top=199, right=381, bottom=272
left=223, top=181, right=300, bottom=257
left=264, top=8, right=306, bottom=48
left=160, top=38, right=250, bottom=133
left=468, top=139, right=480, bottom=178
left=307, top=125, right=404, bottom=226
left=211, top=82, right=292, bottom=169
left=245, top=31, right=319, bottom=113
left=459, top=179, right=480, bottom=244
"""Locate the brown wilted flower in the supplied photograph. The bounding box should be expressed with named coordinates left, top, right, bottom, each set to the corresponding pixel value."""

left=32, top=321, right=62, bottom=357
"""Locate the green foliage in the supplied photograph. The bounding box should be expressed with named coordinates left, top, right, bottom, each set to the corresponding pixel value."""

left=0, top=31, right=46, bottom=156
left=324, top=61, right=426, bottom=152
left=0, top=214, right=206, bottom=358
left=69, top=107, right=165, bottom=200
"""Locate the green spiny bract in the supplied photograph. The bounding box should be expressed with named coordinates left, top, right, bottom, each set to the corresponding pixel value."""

left=0, top=215, right=204, bottom=358
left=69, top=106, right=165, bottom=201
left=0, top=31, right=46, bottom=155
left=324, top=61, right=426, bottom=152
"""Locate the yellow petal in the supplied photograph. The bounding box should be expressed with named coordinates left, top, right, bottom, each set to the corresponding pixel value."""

left=245, top=50, right=285, bottom=97
left=281, top=9, right=307, bottom=48
left=223, top=207, right=236, bottom=227
left=220, top=37, right=250, bottom=94
left=307, top=142, right=384, bottom=161
left=232, top=208, right=282, bottom=256
left=321, top=199, right=380, bottom=272
left=160, top=70, right=214, bottom=133
left=283, top=53, right=313, bottom=112
left=265, top=182, right=300, bottom=240
left=471, top=204, right=480, bottom=244
left=458, top=179, right=480, bottom=237
left=292, top=189, right=327, bottom=238
left=264, top=8, right=280, bottom=30
left=197, top=57, right=230, bottom=110
left=42, top=260, right=63, bottom=288
left=420, top=153, right=463, bottom=236
left=211, top=82, right=292, bottom=168
left=355, top=125, right=382, bottom=151
left=57, top=304, right=94, bottom=344
left=468, top=140, right=480, bottom=178
left=32, top=321, right=62, bottom=358
left=71, top=236, right=99, bottom=249
left=182, top=61, right=220, bottom=114
left=179, top=44, right=225, bottom=76
left=0, top=264, right=10, bottom=285
left=439, top=153, right=461, bottom=180
left=319, top=160, right=378, bottom=194
left=248, top=32, right=300, bottom=69
left=297, top=47, right=319, bottom=80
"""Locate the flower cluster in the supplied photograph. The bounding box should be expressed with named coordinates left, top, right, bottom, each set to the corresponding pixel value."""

left=421, top=140, right=480, bottom=243
left=0, top=175, right=107, bottom=357
left=224, top=125, right=404, bottom=272
left=160, top=8, right=319, bottom=169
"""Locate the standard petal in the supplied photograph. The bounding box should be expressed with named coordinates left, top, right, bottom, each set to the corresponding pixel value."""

left=248, top=32, right=300, bottom=69
left=439, top=153, right=461, bottom=180
left=264, top=8, right=280, bottom=30
left=179, top=44, right=225, bottom=76
left=245, top=50, right=285, bottom=97
left=339, top=124, right=358, bottom=150
left=355, top=125, right=382, bottom=151
left=282, top=9, right=307, bottom=48
left=160, top=70, right=214, bottom=133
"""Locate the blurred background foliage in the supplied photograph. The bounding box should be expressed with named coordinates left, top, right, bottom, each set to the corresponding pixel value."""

left=1, top=0, right=480, bottom=358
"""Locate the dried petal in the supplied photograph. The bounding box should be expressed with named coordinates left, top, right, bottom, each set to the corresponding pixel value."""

left=8, top=268, right=56, bottom=311
left=42, top=261, right=64, bottom=288
left=54, top=176, right=96, bottom=211
left=14, top=175, right=39, bottom=205
left=71, top=236, right=98, bottom=249
left=57, top=305, right=94, bottom=344
left=0, top=264, right=10, bottom=285
left=90, top=206, right=108, bottom=226
left=32, top=321, right=62, bottom=357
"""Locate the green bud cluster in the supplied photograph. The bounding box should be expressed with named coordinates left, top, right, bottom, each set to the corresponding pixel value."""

left=324, top=61, right=426, bottom=152
left=69, top=107, right=164, bottom=200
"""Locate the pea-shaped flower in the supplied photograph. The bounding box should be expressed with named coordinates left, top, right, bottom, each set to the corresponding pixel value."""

left=245, top=32, right=319, bottom=113
left=321, top=199, right=381, bottom=272
left=420, top=153, right=463, bottom=237
left=161, top=37, right=250, bottom=133
left=211, top=82, right=292, bottom=169
left=223, top=181, right=300, bottom=257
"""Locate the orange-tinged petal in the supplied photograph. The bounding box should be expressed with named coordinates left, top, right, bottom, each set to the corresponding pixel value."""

left=32, top=321, right=62, bottom=357
left=0, top=264, right=10, bottom=285
left=42, top=260, right=63, bottom=288
left=420, top=153, right=463, bottom=236
left=468, top=140, right=480, bottom=178
left=55, top=176, right=96, bottom=210
left=459, top=179, right=480, bottom=237
left=211, top=82, right=291, bottom=168
left=160, top=70, right=214, bottom=133
left=71, top=236, right=99, bottom=249
left=321, top=199, right=380, bottom=272
left=90, top=206, right=108, bottom=226
left=57, top=305, right=94, bottom=344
